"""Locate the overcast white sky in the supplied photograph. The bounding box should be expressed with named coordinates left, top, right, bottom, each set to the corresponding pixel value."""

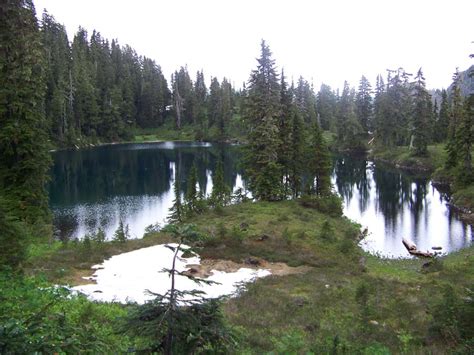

left=34, top=0, right=473, bottom=91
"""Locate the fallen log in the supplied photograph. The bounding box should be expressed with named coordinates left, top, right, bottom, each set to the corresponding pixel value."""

left=402, top=238, right=434, bottom=258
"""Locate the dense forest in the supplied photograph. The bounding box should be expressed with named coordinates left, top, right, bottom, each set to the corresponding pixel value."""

left=1, top=0, right=473, bottom=353
left=32, top=6, right=474, bottom=154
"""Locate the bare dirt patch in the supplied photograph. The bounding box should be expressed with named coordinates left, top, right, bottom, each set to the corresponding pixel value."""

left=184, top=257, right=311, bottom=278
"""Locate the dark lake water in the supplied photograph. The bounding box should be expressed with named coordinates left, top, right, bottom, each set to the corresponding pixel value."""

left=49, top=142, right=472, bottom=258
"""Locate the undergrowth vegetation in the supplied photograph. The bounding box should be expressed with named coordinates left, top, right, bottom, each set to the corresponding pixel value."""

left=6, top=200, right=473, bottom=353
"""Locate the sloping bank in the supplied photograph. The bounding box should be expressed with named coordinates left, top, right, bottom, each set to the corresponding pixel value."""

left=370, top=146, right=473, bottom=224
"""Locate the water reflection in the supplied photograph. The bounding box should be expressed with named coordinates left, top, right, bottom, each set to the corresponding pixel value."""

left=332, top=156, right=472, bottom=257
left=49, top=142, right=245, bottom=241
left=50, top=146, right=472, bottom=258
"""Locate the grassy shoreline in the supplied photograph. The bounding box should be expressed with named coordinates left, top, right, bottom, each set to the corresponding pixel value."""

left=23, top=200, right=474, bottom=353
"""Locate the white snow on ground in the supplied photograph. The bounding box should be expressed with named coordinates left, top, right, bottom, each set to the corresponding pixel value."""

left=73, top=244, right=271, bottom=304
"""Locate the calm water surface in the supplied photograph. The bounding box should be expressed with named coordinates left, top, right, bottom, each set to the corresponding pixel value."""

left=332, top=156, right=472, bottom=257
left=49, top=143, right=472, bottom=257
left=49, top=142, right=245, bottom=241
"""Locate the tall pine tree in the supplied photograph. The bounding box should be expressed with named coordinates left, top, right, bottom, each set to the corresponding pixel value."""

left=355, top=75, right=372, bottom=133
left=410, top=68, right=431, bottom=156
left=0, top=0, right=52, bottom=230
left=243, top=40, right=282, bottom=200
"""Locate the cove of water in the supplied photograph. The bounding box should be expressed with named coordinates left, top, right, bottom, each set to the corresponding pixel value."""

left=49, top=142, right=472, bottom=258
left=333, top=156, right=472, bottom=257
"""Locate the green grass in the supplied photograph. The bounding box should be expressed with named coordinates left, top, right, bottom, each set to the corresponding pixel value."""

left=371, top=143, right=448, bottom=173
left=24, top=200, right=474, bottom=353
left=452, top=185, right=474, bottom=211
left=132, top=124, right=197, bottom=142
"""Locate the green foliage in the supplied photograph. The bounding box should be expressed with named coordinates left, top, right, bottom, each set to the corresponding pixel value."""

left=127, top=297, right=236, bottom=354
left=184, top=163, right=200, bottom=214
left=429, top=285, right=474, bottom=350
left=112, top=220, right=130, bottom=243
left=299, top=193, right=343, bottom=217
left=443, top=68, right=473, bottom=186
left=374, top=68, right=413, bottom=148
left=337, top=81, right=366, bottom=150
left=307, top=122, right=332, bottom=196
left=126, top=223, right=236, bottom=353
left=243, top=40, right=284, bottom=201
left=168, top=173, right=183, bottom=223
left=269, top=329, right=309, bottom=354
left=0, top=197, right=29, bottom=269
left=209, top=159, right=231, bottom=208
left=319, top=219, right=334, bottom=241
left=0, top=272, right=129, bottom=353
left=411, top=69, right=431, bottom=156
left=0, top=0, right=52, bottom=228
left=356, top=75, right=373, bottom=132
left=92, top=227, right=106, bottom=243
left=317, top=83, right=338, bottom=131
left=434, top=90, right=450, bottom=143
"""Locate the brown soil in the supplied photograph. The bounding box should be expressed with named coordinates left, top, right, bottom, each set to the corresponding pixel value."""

left=183, top=257, right=311, bottom=278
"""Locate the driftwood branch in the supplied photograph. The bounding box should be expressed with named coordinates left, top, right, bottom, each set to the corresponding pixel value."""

left=402, top=238, right=433, bottom=258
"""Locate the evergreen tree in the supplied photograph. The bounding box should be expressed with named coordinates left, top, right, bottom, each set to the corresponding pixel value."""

left=376, top=68, right=412, bottom=147
left=243, top=40, right=283, bottom=201
left=355, top=75, right=373, bottom=132
left=168, top=170, right=183, bottom=223
left=218, top=78, right=233, bottom=140
left=139, top=58, right=169, bottom=128
left=456, top=69, right=473, bottom=184
left=171, top=71, right=183, bottom=129
left=194, top=70, right=207, bottom=136
left=434, top=90, right=450, bottom=143
left=0, top=0, right=52, bottom=230
left=71, top=27, right=99, bottom=137
left=209, top=159, right=231, bottom=208
left=185, top=163, right=199, bottom=214
left=277, top=69, right=293, bottom=196
left=295, top=76, right=318, bottom=124
left=171, top=66, right=195, bottom=126
left=208, top=77, right=221, bottom=128
left=288, top=109, right=306, bottom=198
left=445, top=70, right=463, bottom=169
left=113, top=219, right=129, bottom=242
left=317, top=83, right=338, bottom=131
left=337, top=81, right=364, bottom=150
left=40, top=11, right=73, bottom=143
left=127, top=224, right=235, bottom=354
left=373, top=74, right=385, bottom=144
left=410, top=68, right=431, bottom=156
left=308, top=122, right=332, bottom=196
left=0, top=198, right=29, bottom=269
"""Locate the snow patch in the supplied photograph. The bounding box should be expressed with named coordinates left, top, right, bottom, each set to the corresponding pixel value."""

left=73, top=244, right=270, bottom=304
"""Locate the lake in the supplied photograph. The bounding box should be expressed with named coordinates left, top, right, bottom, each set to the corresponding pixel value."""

left=49, top=142, right=472, bottom=257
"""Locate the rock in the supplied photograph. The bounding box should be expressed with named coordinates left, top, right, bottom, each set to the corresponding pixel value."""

left=292, top=296, right=307, bottom=307
left=256, top=234, right=270, bottom=242
left=239, top=222, right=249, bottom=231
left=244, top=257, right=262, bottom=266
left=187, top=267, right=199, bottom=274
